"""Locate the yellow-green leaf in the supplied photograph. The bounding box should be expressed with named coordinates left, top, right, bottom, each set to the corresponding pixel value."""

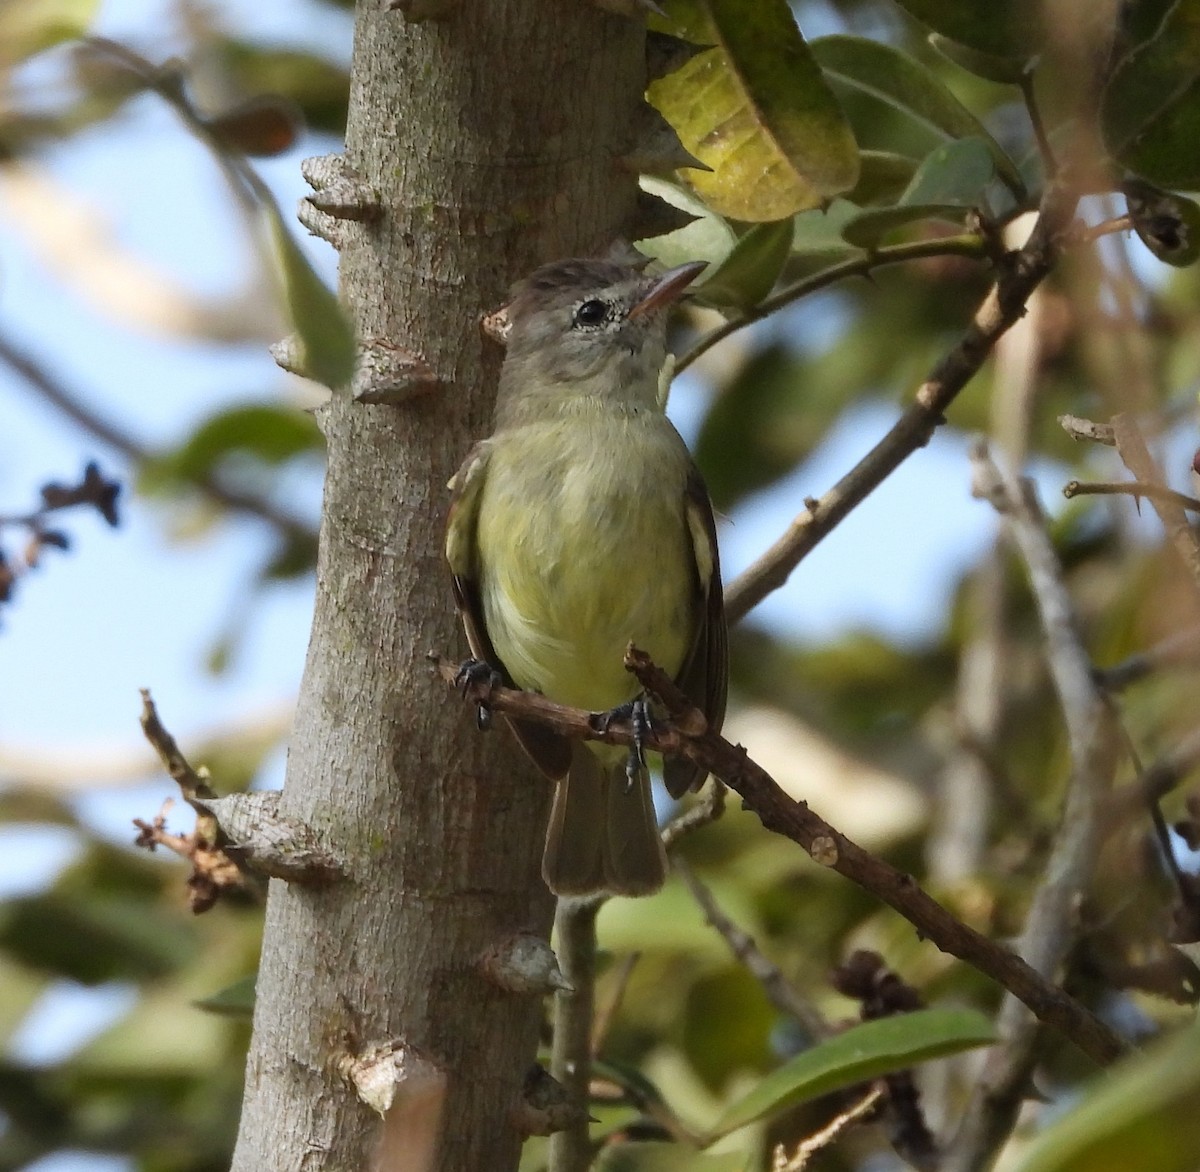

left=0, top=0, right=97, bottom=63
left=648, top=0, right=859, bottom=222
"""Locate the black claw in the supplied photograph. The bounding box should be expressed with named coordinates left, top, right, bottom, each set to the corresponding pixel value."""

left=593, top=695, right=654, bottom=792
left=454, top=658, right=502, bottom=732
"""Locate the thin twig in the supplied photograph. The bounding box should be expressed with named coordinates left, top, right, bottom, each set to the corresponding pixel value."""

left=676, top=233, right=990, bottom=374
left=772, top=1086, right=884, bottom=1172
left=1019, top=71, right=1057, bottom=181
left=947, top=448, right=1118, bottom=1172
left=723, top=180, right=1080, bottom=624
left=677, top=858, right=829, bottom=1040
left=434, top=653, right=1127, bottom=1066
left=1112, top=413, right=1200, bottom=593
left=590, top=952, right=641, bottom=1056
left=1094, top=625, right=1200, bottom=691
left=1059, top=414, right=1116, bottom=446
left=1063, top=478, right=1200, bottom=513
left=0, top=327, right=318, bottom=547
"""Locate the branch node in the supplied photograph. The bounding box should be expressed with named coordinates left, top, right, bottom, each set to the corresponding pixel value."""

left=810, top=834, right=839, bottom=867
left=479, top=932, right=573, bottom=995
left=481, top=304, right=512, bottom=346
left=296, top=198, right=348, bottom=249
left=352, top=339, right=441, bottom=404
left=337, top=1038, right=446, bottom=1117
left=196, top=792, right=346, bottom=883
left=512, top=1064, right=591, bottom=1137
left=388, top=0, right=457, bottom=19
left=300, top=155, right=381, bottom=221
left=617, top=105, right=710, bottom=175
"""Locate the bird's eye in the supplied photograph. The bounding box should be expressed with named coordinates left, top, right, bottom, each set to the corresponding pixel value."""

left=573, top=299, right=610, bottom=328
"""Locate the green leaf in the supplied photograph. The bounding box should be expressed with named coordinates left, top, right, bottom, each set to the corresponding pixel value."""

left=811, top=35, right=1023, bottom=198
left=0, top=0, right=97, bottom=63
left=841, top=137, right=995, bottom=248
left=707, top=1008, right=994, bottom=1140
left=636, top=178, right=738, bottom=271
left=261, top=203, right=357, bottom=390
left=648, top=0, right=859, bottom=222
left=693, top=219, right=794, bottom=310
left=1102, top=0, right=1200, bottom=189
left=789, top=199, right=867, bottom=260
left=1125, top=180, right=1200, bottom=267
left=596, top=1144, right=747, bottom=1172
left=194, top=974, right=257, bottom=1017
left=1014, top=1021, right=1200, bottom=1172
left=928, top=32, right=1030, bottom=84
left=142, top=404, right=322, bottom=493
left=888, top=0, right=1041, bottom=59
left=215, top=38, right=349, bottom=136
left=846, top=150, right=920, bottom=206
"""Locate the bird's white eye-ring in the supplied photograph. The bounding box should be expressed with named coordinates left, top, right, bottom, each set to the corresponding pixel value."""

left=573, top=299, right=610, bottom=328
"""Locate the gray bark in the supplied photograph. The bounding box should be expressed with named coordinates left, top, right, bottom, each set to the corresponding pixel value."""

left=231, top=4, right=644, bottom=1169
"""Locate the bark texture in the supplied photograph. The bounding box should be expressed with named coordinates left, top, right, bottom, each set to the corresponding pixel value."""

left=231, top=5, right=645, bottom=1169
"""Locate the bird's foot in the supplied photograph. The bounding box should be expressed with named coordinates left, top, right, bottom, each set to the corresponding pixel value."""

left=454, top=658, right=503, bottom=731
left=593, top=696, right=654, bottom=791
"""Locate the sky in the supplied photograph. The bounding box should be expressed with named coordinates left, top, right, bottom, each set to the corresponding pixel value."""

left=0, top=2, right=1175, bottom=1168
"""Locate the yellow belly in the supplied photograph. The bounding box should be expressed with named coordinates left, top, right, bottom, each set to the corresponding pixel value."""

left=477, top=414, right=696, bottom=712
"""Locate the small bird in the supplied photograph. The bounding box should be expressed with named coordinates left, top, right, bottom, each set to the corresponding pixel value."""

left=445, top=258, right=727, bottom=896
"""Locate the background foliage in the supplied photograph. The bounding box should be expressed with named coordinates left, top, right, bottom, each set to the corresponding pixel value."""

left=4, top=0, right=1200, bottom=1169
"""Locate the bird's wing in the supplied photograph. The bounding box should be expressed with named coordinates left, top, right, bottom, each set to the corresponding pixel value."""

left=663, top=467, right=728, bottom=799
left=445, top=442, right=572, bottom=780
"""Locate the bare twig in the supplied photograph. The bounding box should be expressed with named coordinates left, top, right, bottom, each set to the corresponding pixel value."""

left=1063, top=478, right=1200, bottom=513
left=723, top=181, right=1080, bottom=624
left=948, top=448, right=1118, bottom=1172
left=772, top=1086, right=884, bottom=1172
left=677, top=858, right=829, bottom=1040
left=0, top=327, right=318, bottom=547
left=590, top=952, right=640, bottom=1056
left=1112, top=413, right=1200, bottom=593
left=1059, top=414, right=1116, bottom=446
left=434, top=653, right=1127, bottom=1066
left=1093, top=625, right=1200, bottom=691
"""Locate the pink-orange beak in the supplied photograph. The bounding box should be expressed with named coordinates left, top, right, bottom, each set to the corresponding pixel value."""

left=626, top=261, right=707, bottom=320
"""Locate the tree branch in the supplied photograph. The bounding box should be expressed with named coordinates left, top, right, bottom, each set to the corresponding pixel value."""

left=432, top=654, right=1127, bottom=1067
left=723, top=181, right=1080, bottom=624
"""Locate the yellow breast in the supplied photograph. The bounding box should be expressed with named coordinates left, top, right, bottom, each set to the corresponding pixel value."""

left=477, top=412, right=697, bottom=712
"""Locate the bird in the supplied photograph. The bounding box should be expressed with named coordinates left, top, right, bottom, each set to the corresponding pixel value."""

left=445, top=257, right=726, bottom=896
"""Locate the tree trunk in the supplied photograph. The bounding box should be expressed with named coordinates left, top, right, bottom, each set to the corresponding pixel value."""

left=231, top=4, right=644, bottom=1169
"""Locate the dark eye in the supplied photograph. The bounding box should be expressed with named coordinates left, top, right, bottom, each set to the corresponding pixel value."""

left=573, top=299, right=610, bottom=328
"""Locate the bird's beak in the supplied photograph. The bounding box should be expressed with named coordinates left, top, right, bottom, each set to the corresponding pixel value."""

left=627, top=261, right=707, bottom=320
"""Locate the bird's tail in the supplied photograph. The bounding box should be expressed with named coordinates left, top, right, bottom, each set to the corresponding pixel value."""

left=542, top=742, right=667, bottom=897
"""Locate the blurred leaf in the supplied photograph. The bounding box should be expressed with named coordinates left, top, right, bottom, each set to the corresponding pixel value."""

left=597, top=1144, right=747, bottom=1171
left=788, top=198, right=866, bottom=262
left=841, top=137, right=995, bottom=247
left=262, top=204, right=357, bottom=389
left=648, top=0, right=859, bottom=221
left=141, top=404, right=322, bottom=495
left=261, top=530, right=320, bottom=581
left=684, top=967, right=774, bottom=1088
left=888, top=0, right=1041, bottom=59
left=1015, top=1020, right=1200, bottom=1172
left=205, top=95, right=303, bottom=157
left=0, top=0, right=98, bottom=63
left=811, top=35, right=1023, bottom=197
left=707, top=1007, right=993, bottom=1139
left=215, top=38, right=349, bottom=136
left=0, top=892, right=195, bottom=983
left=1125, top=180, right=1200, bottom=268
left=1102, top=1, right=1200, bottom=189
left=194, top=974, right=256, bottom=1017
left=846, top=150, right=920, bottom=206
left=928, top=32, right=1030, bottom=84
left=694, top=219, right=794, bottom=310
